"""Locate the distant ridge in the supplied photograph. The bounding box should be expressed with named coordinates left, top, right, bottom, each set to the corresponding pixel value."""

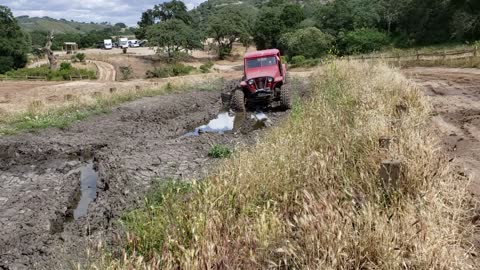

left=16, top=16, right=110, bottom=34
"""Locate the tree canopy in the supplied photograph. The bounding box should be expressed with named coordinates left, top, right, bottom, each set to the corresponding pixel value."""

left=0, top=5, right=30, bottom=73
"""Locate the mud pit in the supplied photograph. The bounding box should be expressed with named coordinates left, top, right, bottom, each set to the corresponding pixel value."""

left=0, top=83, right=304, bottom=269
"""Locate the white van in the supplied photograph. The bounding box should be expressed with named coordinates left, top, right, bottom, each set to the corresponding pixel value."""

left=119, top=38, right=129, bottom=49
left=103, top=39, right=113, bottom=50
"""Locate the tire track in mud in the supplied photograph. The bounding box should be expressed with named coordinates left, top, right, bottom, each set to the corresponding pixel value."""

left=0, top=81, right=308, bottom=269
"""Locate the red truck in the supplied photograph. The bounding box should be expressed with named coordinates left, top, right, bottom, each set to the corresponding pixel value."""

left=226, top=49, right=291, bottom=112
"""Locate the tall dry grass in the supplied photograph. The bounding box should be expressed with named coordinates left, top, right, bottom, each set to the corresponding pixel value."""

left=97, top=61, right=474, bottom=269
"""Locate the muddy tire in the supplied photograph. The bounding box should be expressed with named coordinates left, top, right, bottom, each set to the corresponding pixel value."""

left=280, top=85, right=292, bottom=110
left=231, top=89, right=246, bottom=112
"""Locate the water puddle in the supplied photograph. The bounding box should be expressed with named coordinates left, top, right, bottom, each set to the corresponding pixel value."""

left=184, top=111, right=270, bottom=137
left=73, top=160, right=98, bottom=220
left=185, top=112, right=236, bottom=136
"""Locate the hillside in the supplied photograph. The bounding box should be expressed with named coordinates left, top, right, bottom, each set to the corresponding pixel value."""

left=16, top=16, right=109, bottom=34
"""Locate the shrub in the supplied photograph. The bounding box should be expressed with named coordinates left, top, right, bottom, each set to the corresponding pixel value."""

left=60, top=62, right=72, bottom=71
left=75, top=53, right=86, bottom=62
left=279, top=27, right=334, bottom=58
left=119, top=65, right=133, bottom=80
left=340, top=28, right=390, bottom=54
left=200, top=61, right=214, bottom=73
left=290, top=55, right=306, bottom=66
left=208, top=144, right=232, bottom=158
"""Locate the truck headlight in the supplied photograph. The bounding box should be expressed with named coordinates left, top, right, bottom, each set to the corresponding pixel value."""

left=267, top=77, right=273, bottom=82
left=248, top=79, right=254, bottom=85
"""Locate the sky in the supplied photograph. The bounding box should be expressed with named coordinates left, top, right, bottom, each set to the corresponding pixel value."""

left=0, top=0, right=206, bottom=26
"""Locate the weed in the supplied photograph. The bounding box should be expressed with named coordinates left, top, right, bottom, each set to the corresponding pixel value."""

left=208, top=144, right=232, bottom=158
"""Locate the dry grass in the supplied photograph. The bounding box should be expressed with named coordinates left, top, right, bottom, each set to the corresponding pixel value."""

left=397, top=56, right=480, bottom=69
left=94, top=61, right=474, bottom=269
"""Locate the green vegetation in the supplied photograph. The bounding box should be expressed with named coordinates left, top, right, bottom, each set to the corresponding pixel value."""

left=0, top=6, right=30, bottom=74
left=98, top=61, right=472, bottom=269
left=146, top=63, right=197, bottom=78
left=199, top=61, right=214, bottom=73
left=3, top=64, right=96, bottom=81
left=0, top=79, right=222, bottom=135
left=208, top=144, right=232, bottom=158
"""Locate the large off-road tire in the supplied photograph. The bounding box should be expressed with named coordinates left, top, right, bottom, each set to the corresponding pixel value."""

left=280, top=85, right=292, bottom=110
left=231, top=89, right=246, bottom=112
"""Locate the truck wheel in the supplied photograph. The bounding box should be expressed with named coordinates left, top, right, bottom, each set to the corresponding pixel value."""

left=280, top=85, right=292, bottom=110
left=231, top=89, right=246, bottom=112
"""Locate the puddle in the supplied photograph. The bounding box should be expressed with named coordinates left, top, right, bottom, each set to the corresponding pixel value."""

left=185, top=112, right=236, bottom=136
left=73, top=160, right=98, bottom=220
left=184, top=111, right=270, bottom=137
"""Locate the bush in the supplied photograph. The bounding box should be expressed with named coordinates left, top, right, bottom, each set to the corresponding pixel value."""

left=119, top=65, right=133, bottom=80
left=60, top=62, right=72, bottom=71
left=75, top=53, right=86, bottom=62
left=279, top=27, right=334, bottom=58
left=290, top=55, right=306, bottom=66
left=199, top=61, right=214, bottom=73
left=208, top=144, right=232, bottom=158
left=340, top=28, right=390, bottom=54
left=146, top=63, right=196, bottom=78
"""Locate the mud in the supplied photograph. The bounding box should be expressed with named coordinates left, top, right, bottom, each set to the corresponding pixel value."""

left=0, top=80, right=307, bottom=269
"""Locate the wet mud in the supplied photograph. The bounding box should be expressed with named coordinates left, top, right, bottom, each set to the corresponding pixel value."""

left=0, top=82, right=306, bottom=269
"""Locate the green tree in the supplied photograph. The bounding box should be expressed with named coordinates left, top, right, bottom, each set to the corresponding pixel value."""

left=0, top=5, right=30, bottom=73
left=136, top=0, right=192, bottom=39
left=253, top=8, right=283, bottom=50
left=279, top=27, right=334, bottom=58
left=280, top=4, right=305, bottom=29
left=208, top=5, right=255, bottom=59
left=147, top=19, right=201, bottom=59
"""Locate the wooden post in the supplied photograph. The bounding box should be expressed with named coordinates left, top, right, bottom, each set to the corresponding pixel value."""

left=380, top=160, right=402, bottom=189
left=475, top=46, right=478, bottom=57
left=109, top=87, right=117, bottom=93
left=416, top=50, right=419, bottom=60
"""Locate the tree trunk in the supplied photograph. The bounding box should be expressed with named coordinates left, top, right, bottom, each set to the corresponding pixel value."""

left=44, top=31, right=58, bottom=70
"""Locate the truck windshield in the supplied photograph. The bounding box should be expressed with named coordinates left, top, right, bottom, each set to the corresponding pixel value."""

left=246, top=56, right=276, bottom=68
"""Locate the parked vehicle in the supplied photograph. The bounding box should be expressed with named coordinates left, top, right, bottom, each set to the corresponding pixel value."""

left=223, top=49, right=291, bottom=112
left=128, top=39, right=140, bottom=48
left=104, top=39, right=113, bottom=50
left=119, top=38, right=129, bottom=49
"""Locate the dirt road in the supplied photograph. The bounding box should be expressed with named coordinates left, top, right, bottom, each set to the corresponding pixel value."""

left=0, top=81, right=306, bottom=269
left=404, top=67, right=480, bottom=195
left=91, top=60, right=116, bottom=81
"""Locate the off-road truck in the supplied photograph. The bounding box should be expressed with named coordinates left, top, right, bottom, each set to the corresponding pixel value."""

left=224, top=49, right=291, bottom=112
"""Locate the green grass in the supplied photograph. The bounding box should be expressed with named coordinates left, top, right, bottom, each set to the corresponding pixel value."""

left=208, top=144, right=232, bottom=158
left=0, top=79, right=222, bottom=135
left=17, top=16, right=109, bottom=34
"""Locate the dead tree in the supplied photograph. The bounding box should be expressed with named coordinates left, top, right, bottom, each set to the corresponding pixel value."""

left=44, top=31, right=58, bottom=70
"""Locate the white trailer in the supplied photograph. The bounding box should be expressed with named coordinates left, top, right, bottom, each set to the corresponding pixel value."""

left=119, top=38, right=129, bottom=49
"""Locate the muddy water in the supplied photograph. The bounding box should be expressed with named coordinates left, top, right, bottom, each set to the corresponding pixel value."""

left=185, top=111, right=270, bottom=137
left=74, top=160, right=98, bottom=219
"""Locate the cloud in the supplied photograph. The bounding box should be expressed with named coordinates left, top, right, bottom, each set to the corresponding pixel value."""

left=0, top=0, right=207, bottom=26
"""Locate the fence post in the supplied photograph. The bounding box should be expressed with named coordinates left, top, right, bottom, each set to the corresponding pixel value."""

left=475, top=46, right=478, bottom=57
left=416, top=50, right=419, bottom=60
left=443, top=50, right=447, bottom=60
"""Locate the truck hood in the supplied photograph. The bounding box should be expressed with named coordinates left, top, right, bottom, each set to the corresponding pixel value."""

left=245, top=66, right=280, bottom=80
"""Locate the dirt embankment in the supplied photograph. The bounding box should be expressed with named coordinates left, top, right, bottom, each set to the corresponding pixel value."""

left=0, top=81, right=307, bottom=269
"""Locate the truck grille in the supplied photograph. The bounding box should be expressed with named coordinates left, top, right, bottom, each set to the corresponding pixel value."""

left=255, top=77, right=267, bottom=90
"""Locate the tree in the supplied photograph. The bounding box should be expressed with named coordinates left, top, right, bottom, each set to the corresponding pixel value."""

left=0, top=5, right=30, bottom=73
left=114, top=22, right=127, bottom=28
left=280, top=4, right=305, bottom=29
left=136, top=0, right=192, bottom=39
left=147, top=19, right=201, bottom=59
left=253, top=8, right=283, bottom=50
left=208, top=5, right=255, bottom=59
left=279, top=27, right=334, bottom=58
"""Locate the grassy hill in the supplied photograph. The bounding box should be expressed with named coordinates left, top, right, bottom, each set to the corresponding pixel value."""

left=17, top=16, right=110, bottom=34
